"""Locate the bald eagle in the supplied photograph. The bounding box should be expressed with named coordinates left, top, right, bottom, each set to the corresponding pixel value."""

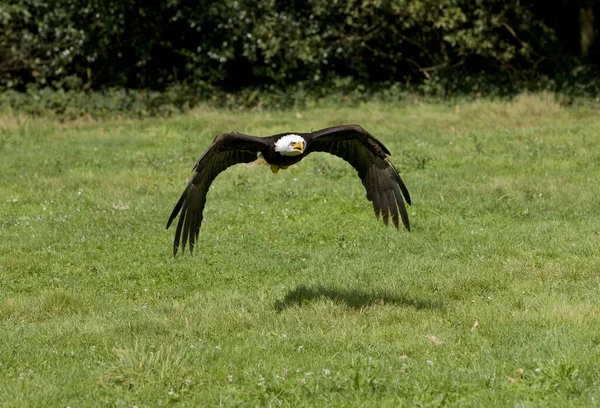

left=167, top=124, right=411, bottom=255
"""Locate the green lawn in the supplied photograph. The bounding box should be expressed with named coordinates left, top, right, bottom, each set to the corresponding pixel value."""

left=1, top=95, right=599, bottom=406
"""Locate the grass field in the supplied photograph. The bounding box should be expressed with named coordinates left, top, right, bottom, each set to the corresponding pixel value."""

left=1, top=95, right=600, bottom=406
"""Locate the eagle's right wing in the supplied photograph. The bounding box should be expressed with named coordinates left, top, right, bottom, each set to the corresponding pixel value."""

left=167, top=132, right=268, bottom=255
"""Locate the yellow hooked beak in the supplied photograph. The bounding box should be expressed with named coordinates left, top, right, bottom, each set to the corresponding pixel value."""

left=291, top=141, right=305, bottom=153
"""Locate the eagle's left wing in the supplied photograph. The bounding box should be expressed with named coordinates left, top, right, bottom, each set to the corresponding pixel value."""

left=304, top=124, right=411, bottom=231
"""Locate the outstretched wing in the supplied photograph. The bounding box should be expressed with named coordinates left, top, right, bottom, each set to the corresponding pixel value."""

left=167, top=132, right=268, bottom=255
left=304, top=124, right=411, bottom=230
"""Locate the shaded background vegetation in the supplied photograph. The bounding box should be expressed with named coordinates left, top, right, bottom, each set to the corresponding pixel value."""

left=2, top=0, right=600, bottom=115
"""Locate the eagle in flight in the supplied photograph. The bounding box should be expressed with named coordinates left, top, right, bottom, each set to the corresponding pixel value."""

left=167, top=124, right=411, bottom=255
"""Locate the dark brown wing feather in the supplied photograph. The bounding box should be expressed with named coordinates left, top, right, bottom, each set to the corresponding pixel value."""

left=167, top=132, right=268, bottom=255
left=304, top=124, right=411, bottom=230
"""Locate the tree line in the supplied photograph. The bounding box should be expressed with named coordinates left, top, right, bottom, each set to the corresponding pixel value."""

left=2, top=0, right=600, bottom=99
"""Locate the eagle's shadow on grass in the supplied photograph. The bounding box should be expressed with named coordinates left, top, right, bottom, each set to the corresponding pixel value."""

left=275, top=284, right=444, bottom=313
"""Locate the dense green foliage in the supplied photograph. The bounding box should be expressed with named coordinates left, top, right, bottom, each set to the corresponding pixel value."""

left=1, top=98, right=600, bottom=405
left=2, top=0, right=600, bottom=103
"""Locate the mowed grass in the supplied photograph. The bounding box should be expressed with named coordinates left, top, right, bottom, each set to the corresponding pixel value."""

left=1, top=95, right=599, bottom=406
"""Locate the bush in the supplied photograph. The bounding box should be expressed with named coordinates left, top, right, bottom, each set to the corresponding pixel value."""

left=1, top=0, right=600, bottom=117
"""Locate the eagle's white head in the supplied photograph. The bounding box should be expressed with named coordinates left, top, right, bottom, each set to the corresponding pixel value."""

left=274, top=134, right=306, bottom=156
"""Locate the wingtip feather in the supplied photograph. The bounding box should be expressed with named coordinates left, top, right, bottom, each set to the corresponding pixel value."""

left=173, top=201, right=187, bottom=257
left=167, top=188, right=188, bottom=230
left=391, top=183, right=410, bottom=232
